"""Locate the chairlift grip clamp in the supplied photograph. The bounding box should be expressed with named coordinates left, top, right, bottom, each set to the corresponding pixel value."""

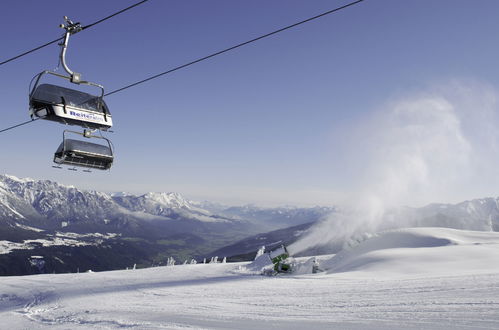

left=59, top=16, right=82, bottom=35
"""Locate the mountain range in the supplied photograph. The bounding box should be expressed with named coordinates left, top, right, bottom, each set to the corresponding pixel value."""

left=2, top=173, right=499, bottom=276
left=0, top=174, right=332, bottom=275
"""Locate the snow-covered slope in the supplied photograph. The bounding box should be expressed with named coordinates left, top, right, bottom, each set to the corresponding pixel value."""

left=1, top=227, right=499, bottom=329
left=322, top=227, right=499, bottom=277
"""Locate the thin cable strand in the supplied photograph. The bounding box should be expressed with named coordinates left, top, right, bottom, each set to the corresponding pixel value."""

left=105, top=0, right=365, bottom=97
left=0, top=38, right=64, bottom=67
left=82, top=0, right=149, bottom=31
left=0, top=118, right=40, bottom=134
left=0, top=0, right=150, bottom=67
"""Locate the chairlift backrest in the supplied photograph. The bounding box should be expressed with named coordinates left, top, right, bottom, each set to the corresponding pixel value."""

left=31, top=84, right=109, bottom=114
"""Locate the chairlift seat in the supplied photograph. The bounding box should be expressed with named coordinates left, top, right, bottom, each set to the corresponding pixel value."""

left=54, top=138, right=113, bottom=170
left=30, top=84, right=112, bottom=130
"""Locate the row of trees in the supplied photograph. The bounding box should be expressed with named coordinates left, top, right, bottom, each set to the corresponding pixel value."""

left=165, top=256, right=227, bottom=266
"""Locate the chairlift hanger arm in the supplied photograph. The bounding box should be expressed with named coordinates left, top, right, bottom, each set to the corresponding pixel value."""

left=28, top=16, right=104, bottom=98
left=59, top=17, right=83, bottom=84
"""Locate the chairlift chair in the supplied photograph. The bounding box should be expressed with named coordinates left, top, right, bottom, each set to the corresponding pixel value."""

left=54, top=130, right=114, bottom=170
left=28, top=17, right=112, bottom=131
left=29, top=79, right=112, bottom=130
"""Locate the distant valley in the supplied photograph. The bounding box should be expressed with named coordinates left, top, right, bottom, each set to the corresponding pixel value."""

left=0, top=174, right=332, bottom=275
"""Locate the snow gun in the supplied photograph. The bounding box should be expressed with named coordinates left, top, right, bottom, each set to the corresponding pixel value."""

left=269, top=245, right=293, bottom=273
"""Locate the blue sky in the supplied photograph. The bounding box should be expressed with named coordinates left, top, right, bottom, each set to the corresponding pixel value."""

left=2, top=0, right=499, bottom=206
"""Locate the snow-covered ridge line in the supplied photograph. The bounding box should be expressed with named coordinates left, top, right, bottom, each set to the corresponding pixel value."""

left=0, top=174, right=228, bottom=224
left=0, top=174, right=190, bottom=208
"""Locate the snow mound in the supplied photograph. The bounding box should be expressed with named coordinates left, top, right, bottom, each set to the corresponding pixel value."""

left=322, top=227, right=499, bottom=277
left=239, top=253, right=273, bottom=274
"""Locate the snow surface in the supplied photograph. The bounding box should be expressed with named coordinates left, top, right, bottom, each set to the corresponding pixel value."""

left=1, top=227, right=499, bottom=329
left=0, top=232, right=118, bottom=255
left=15, top=223, right=45, bottom=232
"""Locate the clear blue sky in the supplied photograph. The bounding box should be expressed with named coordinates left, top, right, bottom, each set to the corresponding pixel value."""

left=2, top=0, right=499, bottom=206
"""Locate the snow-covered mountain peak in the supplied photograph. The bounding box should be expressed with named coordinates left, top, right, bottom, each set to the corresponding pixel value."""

left=142, top=192, right=191, bottom=209
left=111, top=191, right=132, bottom=198
left=1, top=174, right=35, bottom=183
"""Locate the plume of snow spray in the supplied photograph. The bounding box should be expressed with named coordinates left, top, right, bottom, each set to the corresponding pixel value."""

left=289, top=81, right=499, bottom=255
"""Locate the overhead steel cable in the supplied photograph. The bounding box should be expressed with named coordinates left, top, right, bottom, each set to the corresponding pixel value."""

left=105, top=0, right=366, bottom=97
left=0, top=118, right=41, bottom=134
left=0, top=38, right=64, bottom=67
left=80, top=0, right=149, bottom=32
left=0, top=0, right=150, bottom=67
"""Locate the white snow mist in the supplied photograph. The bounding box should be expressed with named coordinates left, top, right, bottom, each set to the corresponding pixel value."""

left=290, top=81, right=499, bottom=255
